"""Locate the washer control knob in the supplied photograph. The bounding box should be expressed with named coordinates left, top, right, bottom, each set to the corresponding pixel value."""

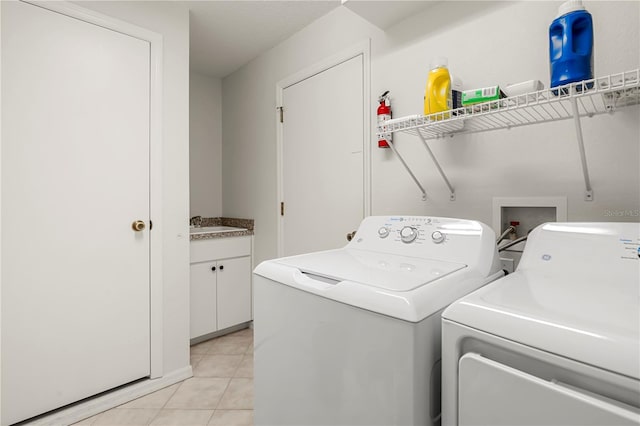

left=431, top=231, right=445, bottom=244
left=400, top=226, right=418, bottom=243
left=378, top=227, right=390, bottom=239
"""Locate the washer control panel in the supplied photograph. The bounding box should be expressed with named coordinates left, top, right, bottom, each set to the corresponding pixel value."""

left=348, top=215, right=492, bottom=259
left=367, top=216, right=457, bottom=245
left=346, top=215, right=496, bottom=274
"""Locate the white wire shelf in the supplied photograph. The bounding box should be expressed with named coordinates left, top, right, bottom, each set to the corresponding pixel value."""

left=377, top=69, right=640, bottom=140
left=376, top=69, right=640, bottom=202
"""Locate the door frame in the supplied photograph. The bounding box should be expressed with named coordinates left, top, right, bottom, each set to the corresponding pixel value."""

left=275, top=40, right=371, bottom=257
left=0, top=0, right=165, bottom=378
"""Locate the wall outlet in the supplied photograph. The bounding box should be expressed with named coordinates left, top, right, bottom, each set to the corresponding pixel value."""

left=500, top=257, right=515, bottom=274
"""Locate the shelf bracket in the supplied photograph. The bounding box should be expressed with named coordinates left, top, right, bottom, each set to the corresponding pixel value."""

left=570, top=92, right=594, bottom=201
left=416, top=131, right=456, bottom=201
left=386, top=140, right=427, bottom=201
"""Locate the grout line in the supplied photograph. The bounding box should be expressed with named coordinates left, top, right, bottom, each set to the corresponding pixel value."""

left=207, top=409, right=216, bottom=425
left=146, top=407, right=159, bottom=426
left=205, top=408, right=217, bottom=426
left=161, top=382, right=182, bottom=409
left=147, top=408, right=160, bottom=425
left=145, top=382, right=182, bottom=425
left=214, top=378, right=233, bottom=411
left=229, top=352, right=246, bottom=379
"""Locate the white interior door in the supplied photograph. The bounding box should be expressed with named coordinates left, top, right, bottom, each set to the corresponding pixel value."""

left=1, top=2, right=151, bottom=423
left=281, top=55, right=364, bottom=256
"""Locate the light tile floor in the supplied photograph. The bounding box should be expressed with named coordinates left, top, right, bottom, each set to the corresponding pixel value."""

left=75, top=328, right=254, bottom=426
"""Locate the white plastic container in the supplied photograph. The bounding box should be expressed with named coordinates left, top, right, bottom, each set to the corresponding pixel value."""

left=503, top=80, right=544, bottom=97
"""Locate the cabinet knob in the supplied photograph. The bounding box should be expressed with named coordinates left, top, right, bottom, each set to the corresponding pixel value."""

left=219, top=265, right=224, bottom=271
left=211, top=266, right=216, bottom=272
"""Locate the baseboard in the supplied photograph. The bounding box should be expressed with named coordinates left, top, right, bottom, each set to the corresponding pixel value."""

left=25, top=366, right=193, bottom=426
left=189, top=321, right=252, bottom=345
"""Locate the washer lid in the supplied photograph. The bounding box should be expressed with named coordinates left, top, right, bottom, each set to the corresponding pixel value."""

left=443, top=262, right=640, bottom=380
left=274, top=248, right=466, bottom=292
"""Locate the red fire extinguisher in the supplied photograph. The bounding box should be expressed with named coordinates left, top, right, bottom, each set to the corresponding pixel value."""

left=377, top=91, right=392, bottom=148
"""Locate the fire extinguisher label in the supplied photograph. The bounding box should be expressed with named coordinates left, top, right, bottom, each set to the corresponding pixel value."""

left=378, top=114, right=392, bottom=148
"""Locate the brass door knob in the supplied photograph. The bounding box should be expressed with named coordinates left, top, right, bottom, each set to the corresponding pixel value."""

left=132, top=220, right=146, bottom=232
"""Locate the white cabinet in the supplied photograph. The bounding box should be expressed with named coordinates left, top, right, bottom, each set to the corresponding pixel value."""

left=190, top=236, right=252, bottom=340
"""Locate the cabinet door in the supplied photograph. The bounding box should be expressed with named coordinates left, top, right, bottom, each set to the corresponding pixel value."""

left=190, top=261, right=218, bottom=338
left=217, top=256, right=252, bottom=330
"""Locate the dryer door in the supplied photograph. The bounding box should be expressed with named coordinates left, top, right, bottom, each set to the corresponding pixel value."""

left=458, top=353, right=640, bottom=426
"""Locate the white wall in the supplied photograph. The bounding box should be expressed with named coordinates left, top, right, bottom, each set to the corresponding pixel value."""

left=190, top=71, right=223, bottom=218
left=75, top=0, right=191, bottom=375
left=223, top=1, right=640, bottom=266
left=371, top=1, right=640, bottom=224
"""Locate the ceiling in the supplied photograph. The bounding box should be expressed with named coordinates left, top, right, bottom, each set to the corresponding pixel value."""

left=187, top=0, right=439, bottom=78
left=343, top=0, right=441, bottom=31
left=188, top=1, right=340, bottom=78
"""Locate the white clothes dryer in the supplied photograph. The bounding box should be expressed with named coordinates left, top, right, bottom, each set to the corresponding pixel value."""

left=442, top=222, right=640, bottom=426
left=253, top=216, right=503, bottom=426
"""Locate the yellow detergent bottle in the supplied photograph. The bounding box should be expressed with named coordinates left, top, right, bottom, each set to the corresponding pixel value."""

left=424, top=57, right=452, bottom=118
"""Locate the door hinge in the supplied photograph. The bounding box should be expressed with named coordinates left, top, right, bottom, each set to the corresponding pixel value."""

left=280, top=202, right=285, bottom=216
left=277, top=106, right=284, bottom=123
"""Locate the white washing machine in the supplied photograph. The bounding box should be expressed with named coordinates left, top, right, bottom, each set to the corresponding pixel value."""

left=253, top=215, right=503, bottom=426
left=442, top=222, right=640, bottom=426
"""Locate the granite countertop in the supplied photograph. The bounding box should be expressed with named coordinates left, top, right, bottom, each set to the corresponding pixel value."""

left=190, top=217, right=254, bottom=241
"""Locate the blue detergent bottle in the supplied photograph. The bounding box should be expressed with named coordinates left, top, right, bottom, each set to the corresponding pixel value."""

left=549, top=0, right=594, bottom=91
